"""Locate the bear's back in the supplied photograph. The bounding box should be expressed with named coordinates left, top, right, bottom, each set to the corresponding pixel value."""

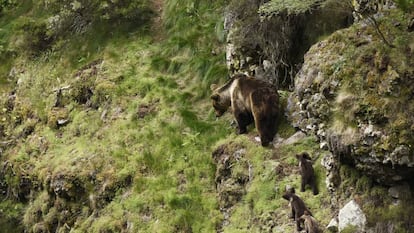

left=235, top=75, right=274, bottom=91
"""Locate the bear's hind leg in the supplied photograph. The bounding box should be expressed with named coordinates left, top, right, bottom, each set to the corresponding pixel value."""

left=252, top=113, right=275, bottom=146
left=250, top=91, right=277, bottom=147
left=295, top=218, right=303, bottom=231
left=310, top=176, right=319, bottom=195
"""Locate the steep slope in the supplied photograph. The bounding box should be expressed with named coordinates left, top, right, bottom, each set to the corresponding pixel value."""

left=0, top=1, right=230, bottom=232
left=1, top=1, right=413, bottom=233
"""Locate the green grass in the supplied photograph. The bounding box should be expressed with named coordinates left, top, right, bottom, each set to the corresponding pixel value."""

left=214, top=135, right=331, bottom=233
left=259, top=0, right=325, bottom=16
left=3, top=1, right=412, bottom=233
left=0, top=1, right=230, bottom=232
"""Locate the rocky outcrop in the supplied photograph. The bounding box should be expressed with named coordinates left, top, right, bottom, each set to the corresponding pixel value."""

left=212, top=143, right=251, bottom=232
left=321, top=153, right=339, bottom=193
left=288, top=9, right=414, bottom=184
left=225, top=0, right=353, bottom=88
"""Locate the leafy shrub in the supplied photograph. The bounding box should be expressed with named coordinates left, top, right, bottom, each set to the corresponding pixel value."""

left=395, top=0, right=414, bottom=11
left=43, top=0, right=153, bottom=28
left=99, top=0, right=153, bottom=22
left=10, top=0, right=153, bottom=55
left=0, top=0, right=16, bottom=14
left=14, top=18, right=54, bottom=55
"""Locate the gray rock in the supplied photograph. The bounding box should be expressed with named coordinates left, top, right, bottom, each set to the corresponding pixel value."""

left=226, top=43, right=236, bottom=70
left=327, top=218, right=338, bottom=232
left=390, top=145, right=414, bottom=166
left=321, top=153, right=339, bottom=193
left=320, top=141, right=329, bottom=150
left=321, top=153, right=336, bottom=171
left=388, top=183, right=411, bottom=200
left=57, top=118, right=69, bottom=126
left=224, top=11, right=236, bottom=32
left=276, top=131, right=307, bottom=147
left=338, top=200, right=366, bottom=232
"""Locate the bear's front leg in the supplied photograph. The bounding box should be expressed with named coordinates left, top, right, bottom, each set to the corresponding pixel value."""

left=295, top=219, right=303, bottom=232
left=234, top=111, right=252, bottom=134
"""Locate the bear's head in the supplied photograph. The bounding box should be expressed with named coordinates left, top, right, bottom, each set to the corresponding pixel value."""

left=282, top=187, right=295, bottom=200
left=210, top=84, right=231, bottom=117
left=296, top=152, right=312, bottom=161
left=302, top=210, right=311, bottom=216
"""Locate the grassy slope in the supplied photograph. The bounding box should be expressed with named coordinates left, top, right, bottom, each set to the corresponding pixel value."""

left=0, top=1, right=232, bottom=232
left=0, top=1, right=333, bottom=233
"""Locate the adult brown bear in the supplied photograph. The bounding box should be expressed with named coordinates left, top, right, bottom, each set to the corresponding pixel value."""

left=210, top=74, right=279, bottom=147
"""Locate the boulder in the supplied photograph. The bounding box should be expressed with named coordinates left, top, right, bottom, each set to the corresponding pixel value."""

left=327, top=217, right=339, bottom=232
left=338, top=200, right=366, bottom=232
left=388, top=183, right=411, bottom=200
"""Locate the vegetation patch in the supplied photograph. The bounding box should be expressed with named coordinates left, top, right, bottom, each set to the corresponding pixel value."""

left=259, top=0, right=325, bottom=16
left=2, top=0, right=412, bottom=232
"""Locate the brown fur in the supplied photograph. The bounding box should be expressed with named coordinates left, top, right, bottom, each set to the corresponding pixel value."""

left=282, top=188, right=312, bottom=231
left=210, top=74, right=279, bottom=147
left=296, top=152, right=318, bottom=195
left=300, top=210, right=321, bottom=233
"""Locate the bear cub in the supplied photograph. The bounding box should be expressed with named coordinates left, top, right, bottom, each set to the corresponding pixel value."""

left=282, top=188, right=312, bottom=231
left=210, top=74, right=279, bottom=147
left=296, top=152, right=318, bottom=195
left=300, top=210, right=321, bottom=233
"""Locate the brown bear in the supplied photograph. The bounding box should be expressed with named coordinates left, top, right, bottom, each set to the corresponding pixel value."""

left=296, top=152, right=318, bottom=195
left=210, top=74, right=279, bottom=147
left=300, top=210, right=321, bottom=233
left=282, top=188, right=312, bottom=232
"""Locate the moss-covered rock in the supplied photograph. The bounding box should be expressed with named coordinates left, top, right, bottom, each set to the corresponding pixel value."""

left=288, top=8, right=414, bottom=183
left=212, top=142, right=250, bottom=210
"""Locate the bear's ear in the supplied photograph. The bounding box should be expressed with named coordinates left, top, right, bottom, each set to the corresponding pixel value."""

left=210, top=84, right=218, bottom=91
left=210, top=93, right=220, bottom=101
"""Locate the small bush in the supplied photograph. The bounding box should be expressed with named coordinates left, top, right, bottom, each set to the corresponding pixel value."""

left=0, top=0, right=16, bottom=14
left=341, top=225, right=358, bottom=233
left=91, top=80, right=115, bottom=107
left=9, top=0, right=153, bottom=55
left=43, top=0, right=153, bottom=30
left=14, top=18, right=54, bottom=55
left=47, top=107, right=69, bottom=129
left=395, top=0, right=414, bottom=12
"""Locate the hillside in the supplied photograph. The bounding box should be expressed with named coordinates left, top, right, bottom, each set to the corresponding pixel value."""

left=0, top=1, right=229, bottom=232
left=0, top=1, right=414, bottom=233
